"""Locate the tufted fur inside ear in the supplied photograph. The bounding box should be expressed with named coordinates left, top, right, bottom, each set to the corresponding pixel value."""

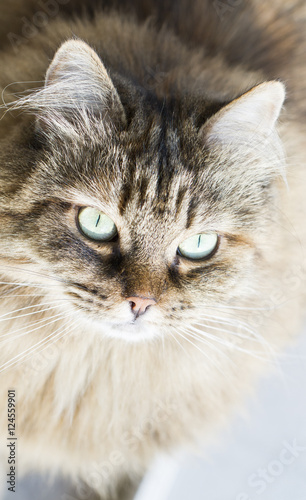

left=44, top=39, right=125, bottom=122
left=7, top=39, right=127, bottom=135
left=202, top=81, right=285, bottom=146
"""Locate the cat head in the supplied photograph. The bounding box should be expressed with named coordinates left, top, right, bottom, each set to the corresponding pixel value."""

left=0, top=40, right=285, bottom=342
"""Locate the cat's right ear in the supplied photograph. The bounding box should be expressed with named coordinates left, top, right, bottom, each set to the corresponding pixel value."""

left=37, top=39, right=126, bottom=131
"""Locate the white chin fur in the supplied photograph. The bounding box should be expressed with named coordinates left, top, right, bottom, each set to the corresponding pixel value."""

left=91, top=318, right=162, bottom=343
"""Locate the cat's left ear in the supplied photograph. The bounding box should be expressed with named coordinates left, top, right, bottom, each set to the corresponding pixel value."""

left=202, top=81, right=285, bottom=146
left=40, top=39, right=126, bottom=128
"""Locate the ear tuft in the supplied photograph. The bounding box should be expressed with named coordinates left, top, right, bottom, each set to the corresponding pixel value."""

left=46, top=39, right=107, bottom=86
left=203, top=81, right=285, bottom=146
left=18, top=38, right=127, bottom=135
left=44, top=39, right=126, bottom=126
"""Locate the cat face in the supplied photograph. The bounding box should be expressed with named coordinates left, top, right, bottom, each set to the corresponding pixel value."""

left=0, top=40, right=285, bottom=342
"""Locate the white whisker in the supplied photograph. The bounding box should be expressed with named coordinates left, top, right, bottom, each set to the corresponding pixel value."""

left=167, top=330, right=191, bottom=359
left=0, top=311, right=71, bottom=344
left=0, top=294, right=63, bottom=299
left=0, top=315, right=77, bottom=373
left=186, top=324, right=271, bottom=362
left=0, top=281, right=60, bottom=288
left=0, top=310, right=68, bottom=338
left=0, top=300, right=70, bottom=322
left=196, top=315, right=279, bottom=357
left=175, top=330, right=227, bottom=375
left=0, top=264, right=73, bottom=285
left=177, top=326, right=235, bottom=366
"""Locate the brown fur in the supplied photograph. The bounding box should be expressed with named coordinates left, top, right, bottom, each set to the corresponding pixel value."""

left=0, top=1, right=306, bottom=499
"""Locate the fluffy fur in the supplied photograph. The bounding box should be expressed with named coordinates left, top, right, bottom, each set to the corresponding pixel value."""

left=0, top=1, right=306, bottom=498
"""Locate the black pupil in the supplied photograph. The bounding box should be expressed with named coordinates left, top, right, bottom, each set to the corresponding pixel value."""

left=95, top=214, right=101, bottom=227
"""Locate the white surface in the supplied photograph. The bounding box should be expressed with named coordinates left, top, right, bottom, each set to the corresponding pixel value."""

left=135, top=326, right=306, bottom=500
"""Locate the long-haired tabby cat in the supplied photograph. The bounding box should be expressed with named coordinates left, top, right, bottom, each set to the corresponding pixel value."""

left=1, top=0, right=306, bottom=498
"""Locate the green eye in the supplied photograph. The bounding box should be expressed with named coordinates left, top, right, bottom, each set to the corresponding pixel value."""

left=78, top=207, right=117, bottom=241
left=178, top=232, right=219, bottom=260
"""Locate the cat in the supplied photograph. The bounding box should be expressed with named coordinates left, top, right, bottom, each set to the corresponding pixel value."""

left=1, top=0, right=306, bottom=498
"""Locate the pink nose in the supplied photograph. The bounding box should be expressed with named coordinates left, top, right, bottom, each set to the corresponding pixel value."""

left=127, top=296, right=157, bottom=318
